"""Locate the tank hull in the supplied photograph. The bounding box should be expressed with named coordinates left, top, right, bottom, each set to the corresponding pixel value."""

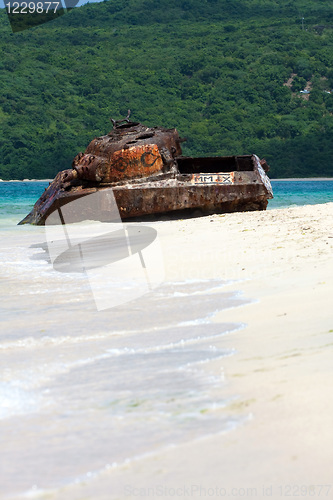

left=18, top=119, right=273, bottom=225
left=19, top=155, right=273, bottom=225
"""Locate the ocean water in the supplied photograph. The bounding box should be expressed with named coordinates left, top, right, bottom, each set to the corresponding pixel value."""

left=0, top=181, right=49, bottom=227
left=0, top=179, right=332, bottom=498
left=269, top=179, right=333, bottom=208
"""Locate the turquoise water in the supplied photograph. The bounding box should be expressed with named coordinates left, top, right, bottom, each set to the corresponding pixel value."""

left=269, top=179, right=333, bottom=209
left=0, top=179, right=332, bottom=225
left=0, top=181, right=49, bottom=225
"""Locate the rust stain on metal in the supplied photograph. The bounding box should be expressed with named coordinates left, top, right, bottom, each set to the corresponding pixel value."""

left=18, top=111, right=273, bottom=225
left=110, top=144, right=163, bottom=181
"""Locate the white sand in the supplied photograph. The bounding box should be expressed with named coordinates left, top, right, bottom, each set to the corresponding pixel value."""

left=16, top=203, right=333, bottom=500
left=143, top=202, right=333, bottom=497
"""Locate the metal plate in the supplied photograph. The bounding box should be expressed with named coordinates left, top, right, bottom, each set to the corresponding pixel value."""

left=190, top=173, right=235, bottom=185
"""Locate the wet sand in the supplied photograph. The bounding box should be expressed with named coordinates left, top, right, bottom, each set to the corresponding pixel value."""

left=45, top=202, right=333, bottom=500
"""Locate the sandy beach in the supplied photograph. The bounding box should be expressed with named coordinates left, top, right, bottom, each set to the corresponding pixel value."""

left=140, top=203, right=333, bottom=497
left=41, top=202, right=333, bottom=500
left=2, top=201, right=332, bottom=500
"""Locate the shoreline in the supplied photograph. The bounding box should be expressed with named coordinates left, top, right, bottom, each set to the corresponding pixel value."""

left=49, top=202, right=333, bottom=499
left=149, top=203, right=333, bottom=494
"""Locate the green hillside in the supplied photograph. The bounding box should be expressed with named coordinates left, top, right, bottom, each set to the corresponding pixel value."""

left=1, top=0, right=333, bottom=179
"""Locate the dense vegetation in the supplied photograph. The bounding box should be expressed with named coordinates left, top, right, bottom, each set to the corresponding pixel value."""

left=1, top=0, right=333, bottom=179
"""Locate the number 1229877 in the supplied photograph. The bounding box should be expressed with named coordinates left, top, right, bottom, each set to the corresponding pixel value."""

left=5, top=1, right=60, bottom=13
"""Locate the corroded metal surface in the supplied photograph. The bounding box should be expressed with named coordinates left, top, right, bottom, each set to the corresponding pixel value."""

left=19, top=115, right=273, bottom=225
left=71, top=121, right=182, bottom=184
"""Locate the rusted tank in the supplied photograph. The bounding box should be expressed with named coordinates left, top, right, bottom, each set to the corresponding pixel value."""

left=18, top=112, right=273, bottom=225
